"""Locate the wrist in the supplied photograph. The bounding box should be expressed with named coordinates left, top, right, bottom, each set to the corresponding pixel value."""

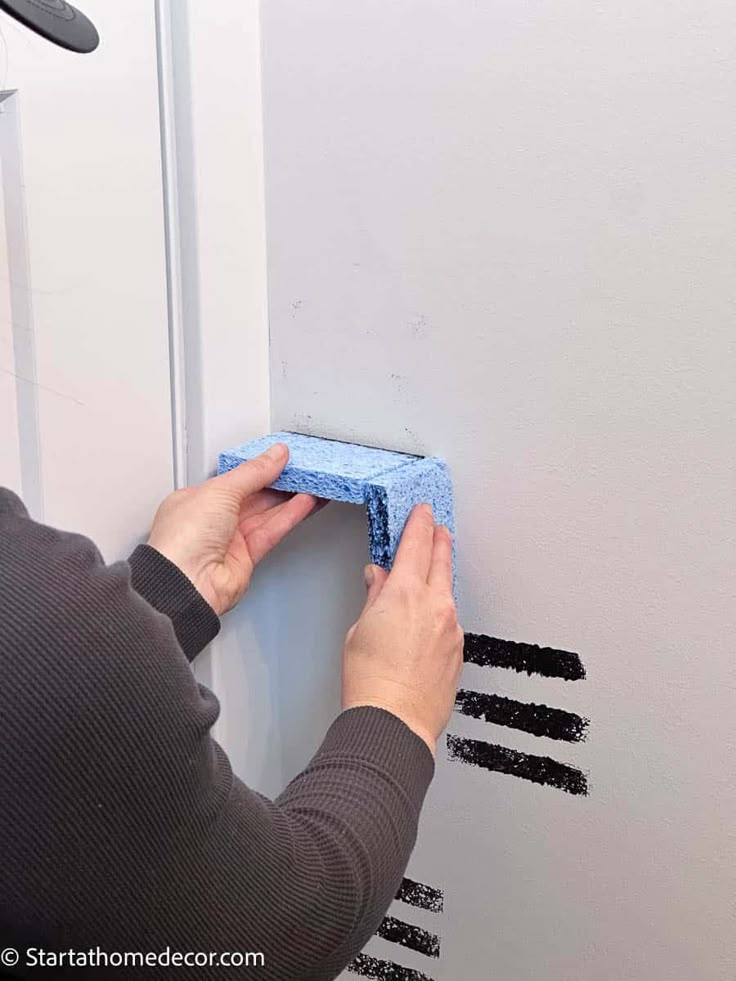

left=145, top=539, right=220, bottom=615
left=341, top=698, right=437, bottom=758
left=129, top=544, right=220, bottom=660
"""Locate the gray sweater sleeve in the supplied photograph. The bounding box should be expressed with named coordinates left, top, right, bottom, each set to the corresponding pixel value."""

left=0, top=488, right=434, bottom=980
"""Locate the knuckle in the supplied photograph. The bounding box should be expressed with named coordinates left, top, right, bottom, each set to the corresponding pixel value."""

left=436, top=598, right=457, bottom=627
left=161, top=487, right=191, bottom=512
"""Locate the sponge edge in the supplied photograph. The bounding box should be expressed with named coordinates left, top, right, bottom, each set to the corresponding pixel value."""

left=218, top=431, right=457, bottom=595
left=366, top=458, right=455, bottom=578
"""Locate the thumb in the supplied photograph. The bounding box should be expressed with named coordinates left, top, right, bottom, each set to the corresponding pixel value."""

left=215, top=443, right=289, bottom=500
left=362, top=563, right=388, bottom=613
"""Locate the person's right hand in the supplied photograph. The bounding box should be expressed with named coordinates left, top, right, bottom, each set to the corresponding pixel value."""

left=342, top=503, right=464, bottom=757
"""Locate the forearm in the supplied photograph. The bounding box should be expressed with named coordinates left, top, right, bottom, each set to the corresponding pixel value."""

left=276, top=707, right=434, bottom=977
left=0, top=488, right=434, bottom=979
left=121, top=549, right=435, bottom=975
left=129, top=529, right=435, bottom=969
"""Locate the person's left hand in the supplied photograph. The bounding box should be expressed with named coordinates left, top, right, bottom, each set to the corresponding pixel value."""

left=147, top=443, right=324, bottom=616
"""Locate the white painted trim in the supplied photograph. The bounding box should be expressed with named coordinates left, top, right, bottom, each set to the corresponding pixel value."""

left=0, top=90, right=44, bottom=519
left=154, top=0, right=188, bottom=490
left=161, top=0, right=272, bottom=762
left=164, top=0, right=270, bottom=484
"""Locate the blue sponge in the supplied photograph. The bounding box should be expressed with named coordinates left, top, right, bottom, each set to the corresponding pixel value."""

left=218, top=431, right=456, bottom=594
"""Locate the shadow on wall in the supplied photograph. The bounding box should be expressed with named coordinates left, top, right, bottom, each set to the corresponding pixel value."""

left=250, top=501, right=369, bottom=788
left=205, top=567, right=284, bottom=797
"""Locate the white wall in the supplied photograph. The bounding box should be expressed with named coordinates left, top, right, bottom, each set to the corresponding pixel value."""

left=258, top=2, right=736, bottom=978
left=2, top=2, right=733, bottom=976
left=0, top=1, right=172, bottom=558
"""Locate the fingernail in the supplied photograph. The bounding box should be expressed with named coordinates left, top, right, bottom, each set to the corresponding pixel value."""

left=364, top=565, right=374, bottom=589
left=266, top=443, right=287, bottom=460
left=420, top=502, right=433, bottom=517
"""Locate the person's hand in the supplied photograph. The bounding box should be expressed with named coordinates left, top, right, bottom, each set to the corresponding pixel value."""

left=341, top=503, right=463, bottom=757
left=147, top=443, right=323, bottom=616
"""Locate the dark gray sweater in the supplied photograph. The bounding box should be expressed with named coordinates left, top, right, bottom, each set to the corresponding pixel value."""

left=0, top=488, right=434, bottom=979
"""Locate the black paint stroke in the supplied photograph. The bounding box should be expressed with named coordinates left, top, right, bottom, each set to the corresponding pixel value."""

left=463, top=632, right=586, bottom=681
left=348, top=953, right=434, bottom=981
left=394, top=877, right=444, bottom=913
left=376, top=916, right=440, bottom=959
left=455, top=688, right=589, bottom=743
left=447, top=734, right=588, bottom=796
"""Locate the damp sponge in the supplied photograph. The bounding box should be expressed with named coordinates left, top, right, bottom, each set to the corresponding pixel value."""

left=218, top=431, right=456, bottom=593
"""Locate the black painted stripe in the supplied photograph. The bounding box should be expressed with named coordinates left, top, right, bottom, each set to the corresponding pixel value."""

left=348, top=953, right=434, bottom=981
left=455, top=688, right=589, bottom=743
left=376, top=916, right=440, bottom=958
left=447, top=734, right=588, bottom=796
left=394, top=877, right=443, bottom=913
left=464, top=632, right=586, bottom=681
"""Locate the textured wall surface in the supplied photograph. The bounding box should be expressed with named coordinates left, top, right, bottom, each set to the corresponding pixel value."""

left=258, top=3, right=736, bottom=978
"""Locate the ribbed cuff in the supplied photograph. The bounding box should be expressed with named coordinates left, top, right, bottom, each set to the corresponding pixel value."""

left=128, top=544, right=220, bottom=662
left=0, top=487, right=28, bottom=520
left=316, top=706, right=435, bottom=812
